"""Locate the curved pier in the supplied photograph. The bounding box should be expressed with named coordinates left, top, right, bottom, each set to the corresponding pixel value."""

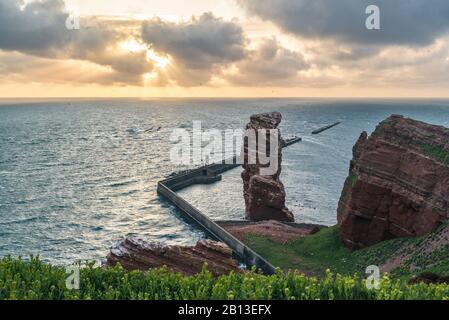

left=157, top=136, right=302, bottom=274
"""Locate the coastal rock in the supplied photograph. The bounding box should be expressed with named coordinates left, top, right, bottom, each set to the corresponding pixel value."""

left=242, top=112, right=294, bottom=222
left=104, top=238, right=241, bottom=276
left=338, top=115, right=449, bottom=249
left=246, top=176, right=294, bottom=222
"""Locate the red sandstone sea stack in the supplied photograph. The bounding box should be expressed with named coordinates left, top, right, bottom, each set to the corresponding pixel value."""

left=242, top=112, right=294, bottom=222
left=338, top=115, right=449, bottom=249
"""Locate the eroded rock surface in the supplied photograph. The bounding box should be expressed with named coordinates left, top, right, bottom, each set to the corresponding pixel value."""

left=408, top=273, right=449, bottom=285
left=220, top=220, right=321, bottom=243
left=104, top=238, right=241, bottom=276
left=338, top=115, right=449, bottom=249
left=242, top=112, right=294, bottom=222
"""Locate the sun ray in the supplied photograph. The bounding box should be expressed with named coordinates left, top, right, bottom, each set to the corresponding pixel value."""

left=146, top=50, right=170, bottom=69
left=119, top=39, right=147, bottom=53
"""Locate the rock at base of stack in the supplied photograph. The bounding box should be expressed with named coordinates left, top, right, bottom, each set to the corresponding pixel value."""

left=338, top=115, right=449, bottom=250
left=104, top=238, right=241, bottom=276
left=242, top=112, right=294, bottom=222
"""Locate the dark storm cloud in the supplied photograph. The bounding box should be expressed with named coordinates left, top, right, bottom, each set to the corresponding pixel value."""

left=0, top=0, right=69, bottom=51
left=142, top=12, right=247, bottom=70
left=237, top=0, right=449, bottom=46
left=0, top=0, right=113, bottom=55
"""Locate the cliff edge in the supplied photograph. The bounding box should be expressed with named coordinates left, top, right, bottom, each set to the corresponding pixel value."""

left=338, top=115, right=449, bottom=249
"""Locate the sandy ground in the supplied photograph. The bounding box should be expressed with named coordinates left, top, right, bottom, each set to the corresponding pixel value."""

left=220, top=220, right=321, bottom=243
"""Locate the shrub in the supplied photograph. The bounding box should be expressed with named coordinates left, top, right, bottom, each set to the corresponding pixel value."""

left=0, top=257, right=448, bottom=300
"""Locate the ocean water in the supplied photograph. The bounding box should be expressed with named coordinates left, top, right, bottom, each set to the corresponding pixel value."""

left=1, top=98, right=449, bottom=265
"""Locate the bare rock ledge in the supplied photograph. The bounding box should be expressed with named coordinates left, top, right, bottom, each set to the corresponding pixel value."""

left=104, top=238, right=241, bottom=276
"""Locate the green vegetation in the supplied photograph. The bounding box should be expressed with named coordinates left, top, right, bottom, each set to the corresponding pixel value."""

left=394, top=246, right=449, bottom=278
left=243, top=225, right=449, bottom=279
left=0, top=256, right=448, bottom=300
left=347, top=172, right=358, bottom=187
left=418, top=144, right=449, bottom=165
left=340, top=172, right=358, bottom=203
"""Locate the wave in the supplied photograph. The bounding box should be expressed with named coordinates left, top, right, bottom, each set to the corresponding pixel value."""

left=0, top=216, right=42, bottom=225
left=106, top=179, right=138, bottom=188
left=126, top=128, right=138, bottom=135
left=113, top=189, right=139, bottom=197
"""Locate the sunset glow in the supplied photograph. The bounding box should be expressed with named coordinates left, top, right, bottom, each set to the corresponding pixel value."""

left=1, top=0, right=449, bottom=97
left=146, top=50, right=170, bottom=69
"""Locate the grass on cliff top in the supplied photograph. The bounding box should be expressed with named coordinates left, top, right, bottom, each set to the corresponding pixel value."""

left=418, top=143, right=449, bottom=166
left=371, top=118, right=449, bottom=166
left=243, top=224, right=449, bottom=279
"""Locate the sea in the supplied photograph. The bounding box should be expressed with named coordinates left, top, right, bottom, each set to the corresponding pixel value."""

left=1, top=98, right=449, bottom=265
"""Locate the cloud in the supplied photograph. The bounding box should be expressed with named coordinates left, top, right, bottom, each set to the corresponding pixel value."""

left=142, top=12, right=246, bottom=69
left=227, top=37, right=309, bottom=86
left=235, top=0, right=449, bottom=90
left=0, top=49, right=150, bottom=86
left=0, top=0, right=115, bottom=56
left=0, top=0, right=153, bottom=85
left=237, top=0, right=449, bottom=47
left=1, top=0, right=449, bottom=91
left=0, top=0, right=68, bottom=52
left=142, top=12, right=247, bottom=85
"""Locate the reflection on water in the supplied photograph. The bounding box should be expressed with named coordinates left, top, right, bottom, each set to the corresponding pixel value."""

left=1, top=98, right=449, bottom=264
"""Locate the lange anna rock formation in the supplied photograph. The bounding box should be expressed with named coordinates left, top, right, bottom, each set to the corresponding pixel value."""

left=242, top=112, right=294, bottom=222
left=338, top=115, right=449, bottom=249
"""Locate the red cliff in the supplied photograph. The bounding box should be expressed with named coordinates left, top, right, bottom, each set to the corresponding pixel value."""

left=338, top=115, right=449, bottom=249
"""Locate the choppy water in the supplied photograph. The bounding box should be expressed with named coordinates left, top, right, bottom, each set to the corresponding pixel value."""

left=1, top=98, right=449, bottom=265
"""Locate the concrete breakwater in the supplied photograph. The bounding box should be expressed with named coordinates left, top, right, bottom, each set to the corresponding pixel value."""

left=157, top=136, right=302, bottom=274
left=158, top=182, right=276, bottom=274
left=312, top=122, right=341, bottom=134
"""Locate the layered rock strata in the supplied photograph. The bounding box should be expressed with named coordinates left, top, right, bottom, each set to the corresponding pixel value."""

left=338, top=115, right=449, bottom=249
left=242, top=112, right=294, bottom=222
left=104, top=238, right=241, bottom=276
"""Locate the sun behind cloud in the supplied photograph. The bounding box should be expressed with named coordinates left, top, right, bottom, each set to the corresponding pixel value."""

left=1, top=0, right=449, bottom=97
left=119, top=39, right=146, bottom=53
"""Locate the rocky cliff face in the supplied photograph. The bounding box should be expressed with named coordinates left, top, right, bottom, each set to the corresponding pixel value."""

left=242, top=112, right=294, bottom=222
left=338, top=115, right=449, bottom=249
left=104, top=238, right=241, bottom=276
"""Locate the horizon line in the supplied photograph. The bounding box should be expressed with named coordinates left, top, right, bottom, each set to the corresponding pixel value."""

left=2, top=96, right=449, bottom=100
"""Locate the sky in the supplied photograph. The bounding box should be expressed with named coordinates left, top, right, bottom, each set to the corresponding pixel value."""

left=1, top=0, right=449, bottom=98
